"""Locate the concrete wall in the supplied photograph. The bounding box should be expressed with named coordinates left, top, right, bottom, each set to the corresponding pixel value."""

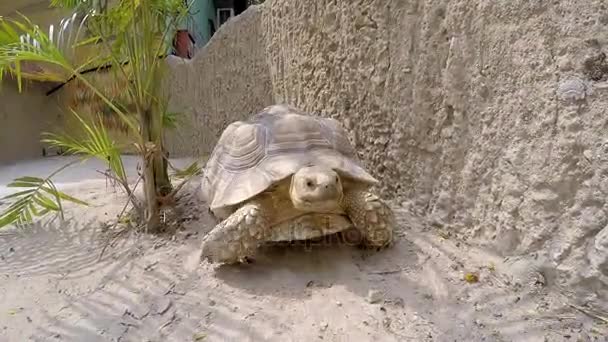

left=0, top=78, right=64, bottom=164
left=164, top=5, right=274, bottom=158
left=165, top=0, right=608, bottom=308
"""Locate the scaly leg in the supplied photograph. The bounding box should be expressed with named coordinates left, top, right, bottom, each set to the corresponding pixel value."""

left=342, top=189, right=395, bottom=249
left=200, top=202, right=268, bottom=264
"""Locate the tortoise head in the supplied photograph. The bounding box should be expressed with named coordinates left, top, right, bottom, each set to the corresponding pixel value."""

left=289, top=165, right=344, bottom=212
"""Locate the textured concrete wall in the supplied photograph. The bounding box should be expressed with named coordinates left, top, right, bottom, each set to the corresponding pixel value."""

left=164, top=5, right=274, bottom=158
left=0, top=78, right=64, bottom=164
left=165, top=0, right=608, bottom=307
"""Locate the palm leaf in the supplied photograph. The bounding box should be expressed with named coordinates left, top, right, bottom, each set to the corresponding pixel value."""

left=162, top=111, right=182, bottom=129
left=169, top=161, right=202, bottom=179
left=0, top=13, right=140, bottom=136
left=0, top=164, right=89, bottom=229
left=42, top=109, right=127, bottom=183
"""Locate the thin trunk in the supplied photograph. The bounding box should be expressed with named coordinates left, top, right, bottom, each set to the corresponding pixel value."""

left=140, top=107, right=171, bottom=233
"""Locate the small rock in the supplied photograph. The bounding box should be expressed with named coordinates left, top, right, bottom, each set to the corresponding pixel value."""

left=208, top=299, right=216, bottom=306
left=9, top=247, right=14, bottom=253
left=26, top=316, right=32, bottom=323
left=382, top=317, right=391, bottom=329
left=367, top=289, right=383, bottom=304
left=390, top=297, right=405, bottom=307
left=320, top=322, right=328, bottom=331
left=336, top=301, right=342, bottom=307
left=557, top=77, right=591, bottom=102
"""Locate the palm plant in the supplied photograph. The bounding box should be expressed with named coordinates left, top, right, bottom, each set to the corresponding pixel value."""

left=0, top=0, right=194, bottom=232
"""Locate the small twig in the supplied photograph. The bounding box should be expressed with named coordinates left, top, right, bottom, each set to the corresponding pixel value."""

left=97, top=174, right=143, bottom=261
left=164, top=282, right=186, bottom=296
left=165, top=176, right=194, bottom=202
left=144, top=261, right=159, bottom=271
left=158, top=312, right=177, bottom=331
left=98, top=225, right=129, bottom=262
left=569, top=304, right=608, bottom=324
left=164, top=282, right=176, bottom=295
left=96, top=170, right=143, bottom=214
left=368, top=269, right=404, bottom=275
left=120, top=321, right=138, bottom=328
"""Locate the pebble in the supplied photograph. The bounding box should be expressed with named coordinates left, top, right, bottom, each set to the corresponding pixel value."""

left=367, top=289, right=383, bottom=304
left=320, top=322, right=328, bottom=331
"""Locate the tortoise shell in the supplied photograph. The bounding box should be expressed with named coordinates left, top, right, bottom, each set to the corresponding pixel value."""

left=201, top=104, right=378, bottom=212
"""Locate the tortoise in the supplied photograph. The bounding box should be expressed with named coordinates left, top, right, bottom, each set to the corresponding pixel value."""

left=199, top=104, right=395, bottom=264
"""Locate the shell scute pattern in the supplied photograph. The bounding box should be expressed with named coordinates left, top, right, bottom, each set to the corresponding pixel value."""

left=202, top=104, right=378, bottom=213
left=217, top=122, right=267, bottom=172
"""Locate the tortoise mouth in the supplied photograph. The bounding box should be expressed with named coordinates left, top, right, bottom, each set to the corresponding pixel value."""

left=290, top=196, right=343, bottom=213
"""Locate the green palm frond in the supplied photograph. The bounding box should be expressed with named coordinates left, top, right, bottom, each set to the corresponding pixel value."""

left=50, top=0, right=110, bottom=14
left=0, top=14, right=73, bottom=88
left=0, top=14, right=139, bottom=136
left=162, top=111, right=182, bottom=129
left=42, top=109, right=128, bottom=182
left=0, top=0, right=191, bottom=232
left=0, top=172, right=89, bottom=229
left=169, top=161, right=202, bottom=179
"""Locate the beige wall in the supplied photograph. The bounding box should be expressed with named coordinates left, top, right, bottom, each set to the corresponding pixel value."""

left=163, top=5, right=274, bottom=158
left=0, top=78, right=64, bottom=164
left=165, top=1, right=608, bottom=308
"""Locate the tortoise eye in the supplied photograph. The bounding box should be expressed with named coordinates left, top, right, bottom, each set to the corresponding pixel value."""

left=306, top=180, right=314, bottom=187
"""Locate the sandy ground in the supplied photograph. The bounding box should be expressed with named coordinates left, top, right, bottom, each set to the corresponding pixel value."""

left=0, top=156, right=606, bottom=342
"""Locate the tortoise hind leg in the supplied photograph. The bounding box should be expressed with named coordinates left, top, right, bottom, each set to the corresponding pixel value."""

left=200, top=202, right=268, bottom=264
left=342, top=189, right=395, bottom=249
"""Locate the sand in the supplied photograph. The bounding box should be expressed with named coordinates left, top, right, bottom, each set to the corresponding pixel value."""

left=0, top=156, right=605, bottom=341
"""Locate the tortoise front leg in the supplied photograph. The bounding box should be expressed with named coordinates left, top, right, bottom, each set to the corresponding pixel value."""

left=342, top=189, right=395, bottom=249
left=200, top=202, right=268, bottom=264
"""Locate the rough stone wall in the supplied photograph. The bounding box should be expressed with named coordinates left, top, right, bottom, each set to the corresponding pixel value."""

left=0, top=78, right=64, bottom=164
left=166, top=1, right=608, bottom=307
left=164, top=5, right=274, bottom=157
